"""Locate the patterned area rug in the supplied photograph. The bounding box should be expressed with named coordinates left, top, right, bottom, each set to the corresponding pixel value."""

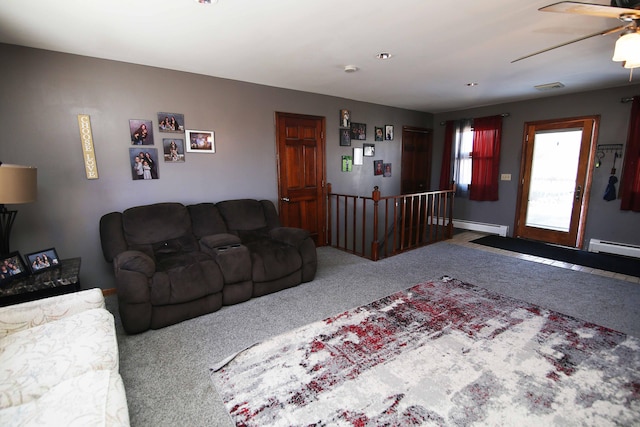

left=210, top=277, right=640, bottom=426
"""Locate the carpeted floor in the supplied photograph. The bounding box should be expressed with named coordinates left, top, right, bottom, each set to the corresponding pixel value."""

left=106, top=239, right=640, bottom=426
left=471, top=235, right=640, bottom=278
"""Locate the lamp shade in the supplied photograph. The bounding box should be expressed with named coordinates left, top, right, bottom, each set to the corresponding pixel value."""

left=0, top=164, right=37, bottom=205
left=612, top=31, right=640, bottom=68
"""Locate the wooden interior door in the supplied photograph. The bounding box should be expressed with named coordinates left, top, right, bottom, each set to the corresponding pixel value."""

left=515, top=116, right=598, bottom=248
left=401, top=126, right=432, bottom=194
left=399, top=126, right=433, bottom=243
left=275, top=112, right=326, bottom=246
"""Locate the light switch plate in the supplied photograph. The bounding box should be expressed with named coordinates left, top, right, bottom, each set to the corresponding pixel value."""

left=501, top=173, right=511, bottom=181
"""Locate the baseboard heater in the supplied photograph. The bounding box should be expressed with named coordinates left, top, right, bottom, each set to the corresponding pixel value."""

left=588, top=239, right=640, bottom=259
left=451, top=219, right=509, bottom=237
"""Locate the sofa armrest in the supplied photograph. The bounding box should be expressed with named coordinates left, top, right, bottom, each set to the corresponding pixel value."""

left=113, top=251, right=155, bottom=305
left=0, top=288, right=105, bottom=339
left=199, top=233, right=242, bottom=251
left=269, top=227, right=310, bottom=248
left=114, top=250, right=155, bottom=277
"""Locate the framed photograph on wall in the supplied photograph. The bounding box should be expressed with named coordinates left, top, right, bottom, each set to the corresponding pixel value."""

left=340, top=109, right=351, bottom=128
left=353, top=147, right=363, bottom=165
left=186, top=130, right=215, bottom=153
left=25, top=248, right=60, bottom=274
left=163, top=138, right=185, bottom=162
left=363, top=143, right=375, bottom=157
left=375, top=127, right=384, bottom=141
left=130, top=148, right=160, bottom=180
left=0, top=252, right=28, bottom=284
left=374, top=160, right=383, bottom=176
left=383, top=163, right=392, bottom=177
left=351, top=122, right=366, bottom=141
left=341, top=155, right=353, bottom=172
left=129, top=119, right=154, bottom=145
left=340, top=128, right=351, bottom=146
left=385, top=125, right=394, bottom=141
left=157, top=112, right=185, bottom=133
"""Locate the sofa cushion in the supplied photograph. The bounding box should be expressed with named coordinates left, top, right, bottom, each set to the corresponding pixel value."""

left=216, top=199, right=268, bottom=232
left=150, top=258, right=224, bottom=305
left=188, top=203, right=229, bottom=238
left=0, top=308, right=118, bottom=409
left=0, top=370, right=130, bottom=427
left=246, top=240, right=302, bottom=282
left=121, top=203, right=200, bottom=260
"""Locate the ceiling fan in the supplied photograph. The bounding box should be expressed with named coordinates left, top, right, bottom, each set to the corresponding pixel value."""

left=512, top=1, right=640, bottom=69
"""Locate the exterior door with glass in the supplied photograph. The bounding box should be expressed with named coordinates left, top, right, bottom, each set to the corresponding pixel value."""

left=515, top=116, right=598, bottom=247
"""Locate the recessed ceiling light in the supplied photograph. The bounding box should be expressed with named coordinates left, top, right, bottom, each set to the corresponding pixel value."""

left=376, top=53, right=392, bottom=60
left=344, top=65, right=359, bottom=73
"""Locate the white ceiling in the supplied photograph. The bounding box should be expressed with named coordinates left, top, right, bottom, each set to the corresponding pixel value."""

left=0, top=0, right=637, bottom=113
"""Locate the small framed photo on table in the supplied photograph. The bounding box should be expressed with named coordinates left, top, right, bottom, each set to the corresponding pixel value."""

left=25, top=248, right=60, bottom=274
left=0, top=252, right=28, bottom=284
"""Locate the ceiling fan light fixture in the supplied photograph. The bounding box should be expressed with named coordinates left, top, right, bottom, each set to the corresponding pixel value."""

left=612, top=31, right=640, bottom=67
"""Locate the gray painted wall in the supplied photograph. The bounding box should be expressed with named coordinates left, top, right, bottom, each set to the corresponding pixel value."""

left=0, top=44, right=430, bottom=289
left=1, top=44, right=638, bottom=291
left=432, top=85, right=640, bottom=248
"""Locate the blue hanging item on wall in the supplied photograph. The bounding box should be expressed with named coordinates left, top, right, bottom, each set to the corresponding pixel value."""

left=604, top=175, right=618, bottom=201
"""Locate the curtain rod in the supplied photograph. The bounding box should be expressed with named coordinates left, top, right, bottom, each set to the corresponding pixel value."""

left=621, top=97, right=634, bottom=103
left=439, top=113, right=509, bottom=126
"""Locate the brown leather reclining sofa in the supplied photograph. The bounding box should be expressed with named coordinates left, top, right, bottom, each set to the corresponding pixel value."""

left=99, top=199, right=317, bottom=334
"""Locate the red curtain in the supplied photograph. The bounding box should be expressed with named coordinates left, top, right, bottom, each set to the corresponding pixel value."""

left=439, top=121, right=454, bottom=190
left=470, top=115, right=502, bottom=201
left=620, top=95, right=640, bottom=211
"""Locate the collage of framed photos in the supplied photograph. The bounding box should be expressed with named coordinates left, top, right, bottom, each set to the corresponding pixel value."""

left=339, top=109, right=393, bottom=176
left=128, top=112, right=215, bottom=181
left=0, top=248, right=60, bottom=286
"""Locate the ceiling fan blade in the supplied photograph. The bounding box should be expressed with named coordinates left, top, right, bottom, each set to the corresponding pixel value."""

left=541, top=1, right=640, bottom=19
left=511, top=24, right=626, bottom=63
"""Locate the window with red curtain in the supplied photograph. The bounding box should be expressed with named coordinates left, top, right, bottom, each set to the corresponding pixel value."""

left=469, top=115, right=503, bottom=201
left=620, top=95, right=640, bottom=212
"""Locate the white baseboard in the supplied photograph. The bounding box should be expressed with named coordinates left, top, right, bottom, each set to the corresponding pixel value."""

left=588, top=239, right=640, bottom=259
left=452, top=219, right=509, bottom=237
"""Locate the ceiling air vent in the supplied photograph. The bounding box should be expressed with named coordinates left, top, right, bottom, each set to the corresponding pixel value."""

left=534, top=82, right=565, bottom=91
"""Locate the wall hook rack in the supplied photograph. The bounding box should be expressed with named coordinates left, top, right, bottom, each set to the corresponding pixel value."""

left=595, top=144, right=623, bottom=170
left=596, top=143, right=623, bottom=153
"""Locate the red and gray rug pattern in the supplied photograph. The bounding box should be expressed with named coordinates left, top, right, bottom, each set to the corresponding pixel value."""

left=210, top=277, right=640, bottom=426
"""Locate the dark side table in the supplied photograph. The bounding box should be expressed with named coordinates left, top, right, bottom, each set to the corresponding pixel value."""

left=0, top=258, right=81, bottom=307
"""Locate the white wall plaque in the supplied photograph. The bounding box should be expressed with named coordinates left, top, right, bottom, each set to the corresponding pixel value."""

left=77, top=114, right=99, bottom=179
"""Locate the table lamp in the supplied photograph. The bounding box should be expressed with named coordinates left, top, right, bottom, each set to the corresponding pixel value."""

left=0, top=163, right=38, bottom=256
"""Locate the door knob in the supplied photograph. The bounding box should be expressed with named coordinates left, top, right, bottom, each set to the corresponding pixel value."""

left=281, top=197, right=290, bottom=202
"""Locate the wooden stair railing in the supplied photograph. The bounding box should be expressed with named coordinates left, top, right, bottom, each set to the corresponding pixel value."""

left=326, top=183, right=455, bottom=260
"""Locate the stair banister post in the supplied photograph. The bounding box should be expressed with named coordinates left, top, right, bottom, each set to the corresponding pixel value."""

left=447, top=181, right=456, bottom=238
left=326, top=183, right=332, bottom=246
left=371, top=186, right=380, bottom=261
